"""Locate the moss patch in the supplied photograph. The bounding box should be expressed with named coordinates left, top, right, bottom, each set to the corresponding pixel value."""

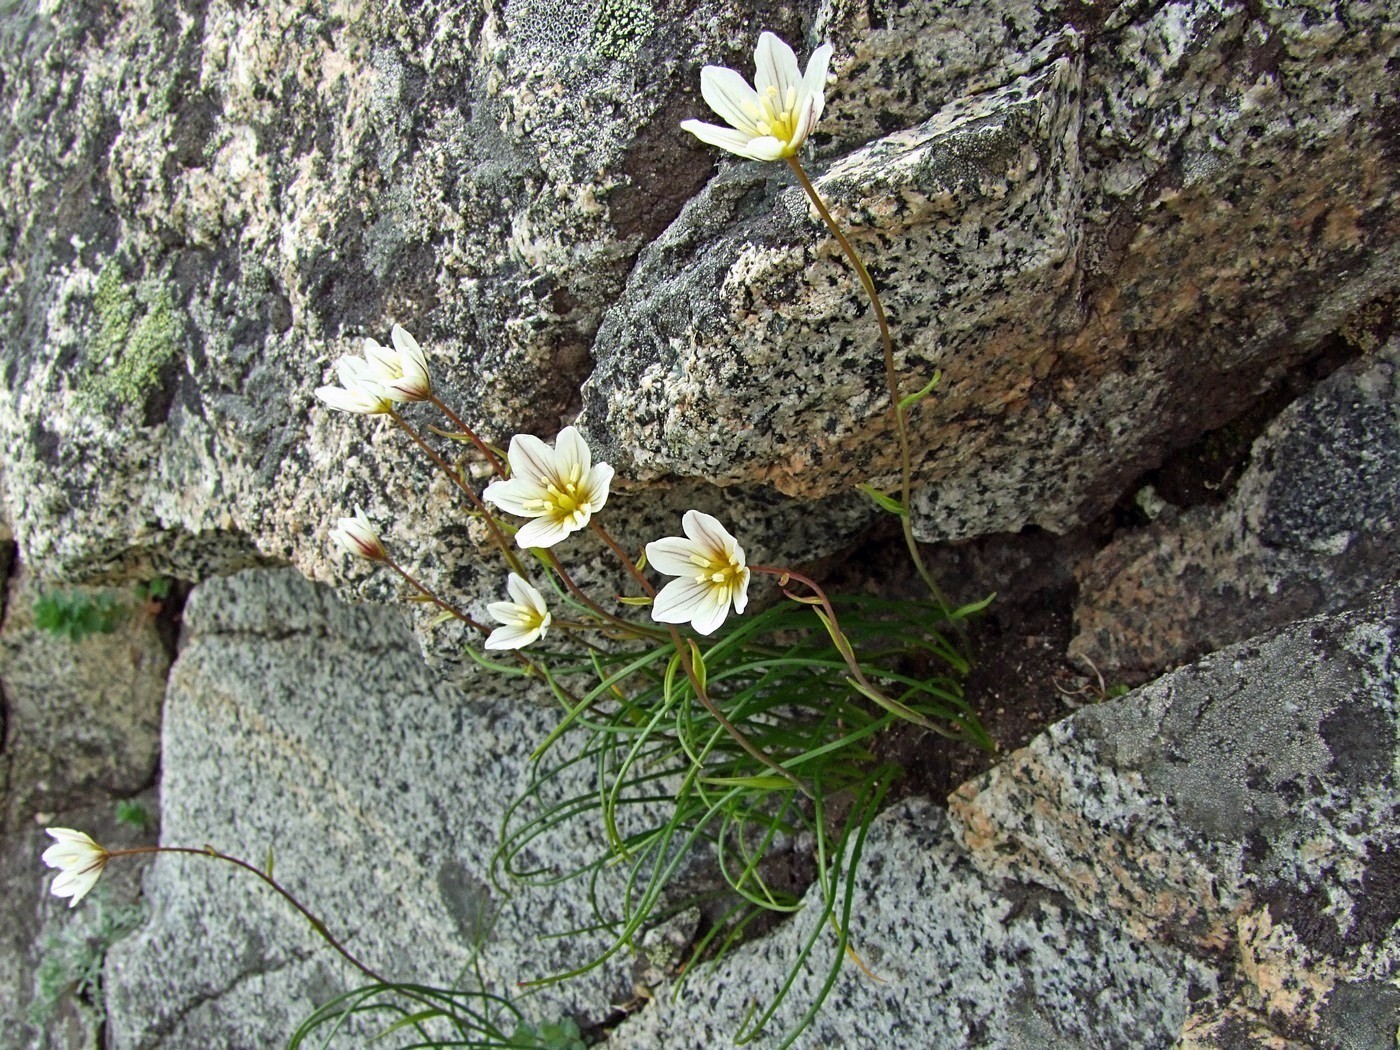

left=80, top=262, right=182, bottom=417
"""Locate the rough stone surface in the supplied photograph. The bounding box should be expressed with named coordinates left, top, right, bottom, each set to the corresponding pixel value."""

left=104, top=568, right=638, bottom=1049
left=1071, top=338, right=1400, bottom=681
left=0, top=0, right=1393, bottom=644
left=0, top=573, right=168, bottom=831
left=610, top=798, right=1212, bottom=1049
left=950, top=585, right=1400, bottom=1047
left=2, top=799, right=157, bottom=1050
left=583, top=0, right=1399, bottom=543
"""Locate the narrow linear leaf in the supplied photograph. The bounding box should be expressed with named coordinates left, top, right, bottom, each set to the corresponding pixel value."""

left=856, top=483, right=907, bottom=516
left=897, top=370, right=941, bottom=411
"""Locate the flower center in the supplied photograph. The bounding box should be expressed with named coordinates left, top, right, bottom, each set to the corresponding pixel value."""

left=690, top=551, right=744, bottom=592
left=508, top=605, right=547, bottom=631
left=745, top=84, right=801, bottom=143
left=525, top=464, right=595, bottom=526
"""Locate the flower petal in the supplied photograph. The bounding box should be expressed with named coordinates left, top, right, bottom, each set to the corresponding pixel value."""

left=515, top=515, right=575, bottom=550
left=585, top=462, right=614, bottom=511
left=483, top=476, right=548, bottom=517
left=315, top=385, right=382, bottom=415
left=732, top=567, right=752, bottom=614
left=553, top=425, right=591, bottom=478
left=681, top=119, right=766, bottom=158
left=753, top=31, right=801, bottom=102
left=390, top=324, right=425, bottom=370
left=803, top=43, right=834, bottom=121
left=699, top=66, right=762, bottom=133
left=645, top=535, right=704, bottom=578
left=688, top=587, right=732, bottom=635
left=682, top=510, right=737, bottom=559
left=485, top=622, right=541, bottom=650
left=741, top=136, right=787, bottom=162
left=505, top=572, right=546, bottom=614
left=651, top=576, right=714, bottom=625
left=362, top=337, right=396, bottom=375
left=506, top=433, right=557, bottom=487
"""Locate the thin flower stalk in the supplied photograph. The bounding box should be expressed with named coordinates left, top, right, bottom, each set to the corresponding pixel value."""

left=784, top=156, right=951, bottom=613
left=751, top=563, right=961, bottom=737
left=384, top=557, right=488, bottom=633
left=427, top=394, right=507, bottom=478
left=42, top=835, right=389, bottom=986
left=389, top=408, right=526, bottom=577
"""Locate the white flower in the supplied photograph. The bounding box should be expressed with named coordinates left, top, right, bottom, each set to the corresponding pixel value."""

left=315, top=355, right=394, bottom=415
left=42, top=828, right=110, bottom=908
left=330, top=507, right=388, bottom=562
left=362, top=324, right=432, bottom=402
left=483, top=426, right=614, bottom=549
left=680, top=32, right=834, bottom=162
left=485, top=573, right=552, bottom=650
left=645, top=510, right=751, bottom=636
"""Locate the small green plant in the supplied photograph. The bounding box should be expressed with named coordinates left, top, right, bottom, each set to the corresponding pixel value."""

left=115, top=800, right=152, bottom=830
left=509, top=1018, right=588, bottom=1049
left=29, top=890, right=146, bottom=1027
left=33, top=590, right=122, bottom=642
left=135, top=576, right=174, bottom=603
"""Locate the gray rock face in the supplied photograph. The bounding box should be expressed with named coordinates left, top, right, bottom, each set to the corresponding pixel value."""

left=0, top=566, right=165, bottom=1047
left=1071, top=338, right=1400, bottom=680
left=0, top=575, right=168, bottom=830
left=951, top=585, right=1400, bottom=1046
left=610, top=798, right=1213, bottom=1049
left=0, top=0, right=1393, bottom=618
left=104, top=568, right=635, bottom=1049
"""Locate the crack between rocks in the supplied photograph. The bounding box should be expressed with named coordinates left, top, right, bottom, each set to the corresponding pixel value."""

left=133, top=944, right=317, bottom=1050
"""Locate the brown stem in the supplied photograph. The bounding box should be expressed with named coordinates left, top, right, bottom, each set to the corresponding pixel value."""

left=669, top=626, right=809, bottom=796
left=390, top=409, right=526, bottom=578
left=427, top=394, right=507, bottom=478
left=108, top=845, right=388, bottom=986
left=588, top=523, right=801, bottom=788
left=785, top=157, right=951, bottom=614
left=590, top=521, right=656, bottom=598
left=385, top=558, right=488, bottom=633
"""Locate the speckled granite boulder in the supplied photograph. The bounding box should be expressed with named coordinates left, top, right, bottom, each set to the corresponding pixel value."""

left=0, top=0, right=1395, bottom=652
left=1070, top=338, right=1400, bottom=681
left=610, top=797, right=1215, bottom=1049
left=103, top=568, right=635, bottom=1048
left=950, top=584, right=1400, bottom=1047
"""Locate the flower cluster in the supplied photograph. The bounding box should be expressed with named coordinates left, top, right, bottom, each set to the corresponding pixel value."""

left=316, top=330, right=753, bottom=647
left=315, top=324, right=431, bottom=416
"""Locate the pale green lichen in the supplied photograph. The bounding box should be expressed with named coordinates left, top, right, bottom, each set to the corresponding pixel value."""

left=80, top=262, right=181, bottom=413
left=590, top=0, right=655, bottom=60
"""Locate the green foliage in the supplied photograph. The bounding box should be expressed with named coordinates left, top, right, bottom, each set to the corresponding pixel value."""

left=115, top=799, right=152, bottom=830
left=29, top=891, right=146, bottom=1027
left=496, top=592, right=988, bottom=1048
left=33, top=590, right=122, bottom=641
left=509, top=1018, right=588, bottom=1049
left=135, top=575, right=174, bottom=602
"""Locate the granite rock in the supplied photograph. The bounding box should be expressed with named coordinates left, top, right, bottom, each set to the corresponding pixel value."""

left=609, top=798, right=1213, bottom=1049
left=0, top=0, right=1393, bottom=652
left=1070, top=337, right=1400, bottom=681
left=103, top=567, right=637, bottom=1048
left=950, top=584, right=1400, bottom=1047
left=0, top=573, right=168, bottom=831
left=2, top=799, right=158, bottom=1050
